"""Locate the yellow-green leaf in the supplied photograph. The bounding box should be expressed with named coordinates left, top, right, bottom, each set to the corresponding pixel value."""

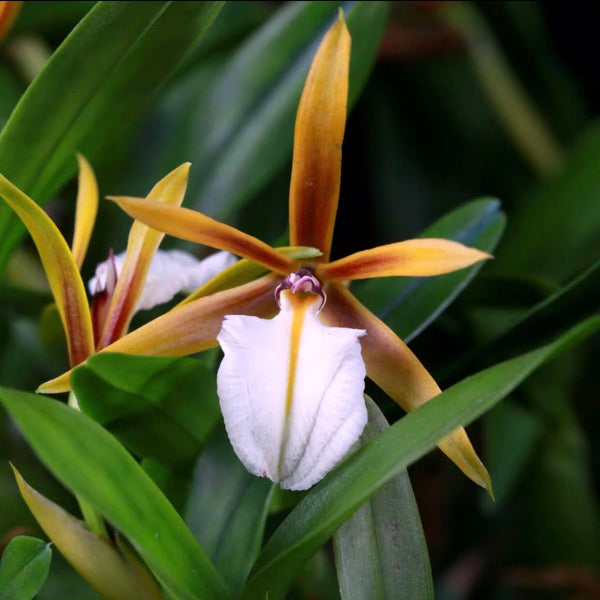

left=13, top=467, right=162, bottom=600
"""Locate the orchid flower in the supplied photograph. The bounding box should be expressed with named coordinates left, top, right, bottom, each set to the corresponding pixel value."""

left=0, top=157, right=237, bottom=362
left=39, top=14, right=492, bottom=494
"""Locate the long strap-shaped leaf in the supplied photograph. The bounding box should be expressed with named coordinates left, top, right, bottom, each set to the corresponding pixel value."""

left=0, top=390, right=230, bottom=600
left=240, top=315, right=600, bottom=600
left=334, top=397, right=433, bottom=600
left=0, top=1, right=224, bottom=272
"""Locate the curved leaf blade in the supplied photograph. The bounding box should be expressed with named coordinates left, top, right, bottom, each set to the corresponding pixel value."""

left=72, top=353, right=220, bottom=463
left=334, top=397, right=433, bottom=600
left=497, top=119, right=600, bottom=281
left=450, top=255, right=600, bottom=379
left=240, top=315, right=600, bottom=600
left=0, top=389, right=229, bottom=600
left=0, top=1, right=224, bottom=271
left=0, top=535, right=51, bottom=600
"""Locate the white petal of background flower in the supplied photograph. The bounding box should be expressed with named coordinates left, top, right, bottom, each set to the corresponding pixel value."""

left=88, top=249, right=237, bottom=311
left=217, top=292, right=367, bottom=490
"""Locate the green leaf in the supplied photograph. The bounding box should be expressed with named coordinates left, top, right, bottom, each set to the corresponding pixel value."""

left=0, top=535, right=51, bottom=600
left=143, top=459, right=195, bottom=515
left=481, top=400, right=544, bottom=510
left=451, top=255, right=600, bottom=378
left=354, top=198, right=505, bottom=342
left=72, top=353, right=220, bottom=463
left=0, top=1, right=224, bottom=272
left=186, top=425, right=274, bottom=597
left=0, top=66, right=22, bottom=127
left=497, top=119, right=600, bottom=281
left=518, top=370, right=600, bottom=567
left=156, top=0, right=389, bottom=219
left=333, top=397, right=433, bottom=600
left=0, top=390, right=229, bottom=600
left=240, top=315, right=600, bottom=600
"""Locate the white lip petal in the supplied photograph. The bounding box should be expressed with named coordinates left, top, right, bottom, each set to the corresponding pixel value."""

left=88, top=250, right=237, bottom=312
left=217, top=291, right=367, bottom=490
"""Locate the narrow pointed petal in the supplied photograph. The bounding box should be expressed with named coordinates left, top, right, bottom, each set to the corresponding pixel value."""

left=289, top=13, right=350, bottom=259
left=38, top=275, right=280, bottom=394
left=98, top=164, right=190, bottom=348
left=217, top=291, right=367, bottom=490
left=321, top=284, right=492, bottom=493
left=0, top=1, right=21, bottom=44
left=71, top=155, right=99, bottom=269
left=0, top=175, right=94, bottom=366
left=12, top=467, right=162, bottom=600
left=319, top=239, right=492, bottom=281
left=109, top=195, right=296, bottom=275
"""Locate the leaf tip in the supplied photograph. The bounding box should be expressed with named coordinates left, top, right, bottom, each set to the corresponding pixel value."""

left=476, top=467, right=494, bottom=500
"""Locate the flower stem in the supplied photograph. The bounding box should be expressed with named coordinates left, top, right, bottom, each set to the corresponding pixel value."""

left=437, top=2, right=563, bottom=178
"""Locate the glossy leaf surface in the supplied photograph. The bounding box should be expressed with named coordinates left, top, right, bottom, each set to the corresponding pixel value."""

left=186, top=426, right=274, bottom=596
left=13, top=469, right=162, bottom=600
left=0, top=535, right=51, bottom=600
left=334, top=397, right=433, bottom=600
left=72, top=353, right=220, bottom=463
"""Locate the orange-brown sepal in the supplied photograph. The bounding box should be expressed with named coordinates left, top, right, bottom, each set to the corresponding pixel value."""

left=98, top=164, right=190, bottom=348
left=110, top=196, right=297, bottom=276
left=288, top=13, right=350, bottom=260
left=71, top=155, right=99, bottom=270
left=0, top=1, right=21, bottom=44
left=318, top=239, right=491, bottom=282
left=38, top=275, right=280, bottom=394
left=321, top=283, right=492, bottom=493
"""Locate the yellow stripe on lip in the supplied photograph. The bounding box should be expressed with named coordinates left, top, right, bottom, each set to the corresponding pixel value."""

left=277, top=293, right=318, bottom=479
